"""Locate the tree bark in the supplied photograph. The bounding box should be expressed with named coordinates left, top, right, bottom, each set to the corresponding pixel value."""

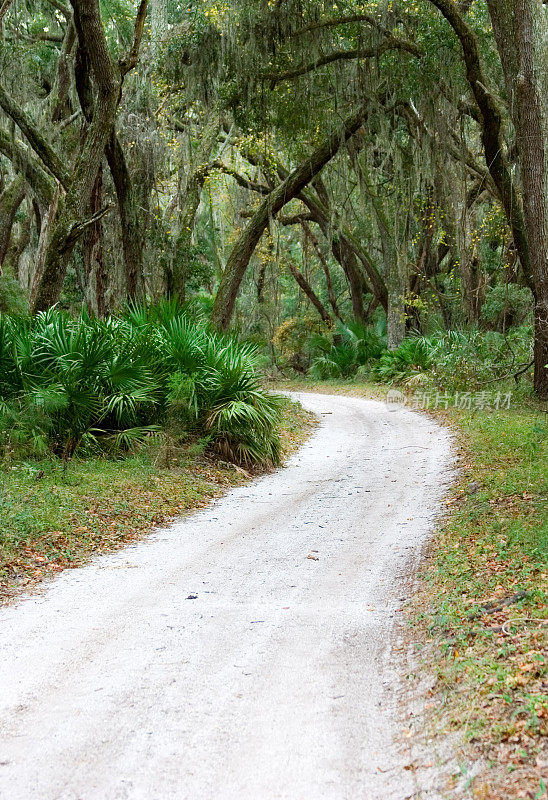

left=514, top=0, right=548, bottom=396
left=301, top=220, right=343, bottom=322
left=483, top=0, right=548, bottom=396
left=30, top=189, right=60, bottom=307
left=0, top=129, right=55, bottom=207
left=0, top=175, right=25, bottom=271
left=82, top=164, right=106, bottom=316
left=105, top=132, right=144, bottom=300
left=0, top=82, right=70, bottom=188
left=30, top=0, right=121, bottom=313
left=211, top=104, right=368, bottom=330
left=51, top=19, right=76, bottom=122
left=286, top=259, right=333, bottom=325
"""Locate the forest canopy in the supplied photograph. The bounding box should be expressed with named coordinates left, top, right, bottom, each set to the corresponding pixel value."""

left=0, top=0, right=547, bottom=396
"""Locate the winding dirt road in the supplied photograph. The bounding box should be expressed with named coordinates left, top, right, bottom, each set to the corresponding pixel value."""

left=0, top=392, right=452, bottom=800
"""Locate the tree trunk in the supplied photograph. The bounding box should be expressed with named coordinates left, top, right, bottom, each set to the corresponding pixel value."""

left=256, top=261, right=267, bottom=303
left=304, top=175, right=367, bottom=321
left=30, top=0, right=121, bottom=313
left=386, top=249, right=407, bottom=350
left=51, top=19, right=76, bottom=122
left=297, top=188, right=387, bottom=314
left=302, top=220, right=343, bottom=322
left=105, top=132, right=144, bottom=300
left=0, top=175, right=25, bottom=271
left=30, top=189, right=60, bottom=309
left=514, top=0, right=548, bottom=397
left=483, top=0, right=548, bottom=396
left=82, top=164, right=106, bottom=316
left=10, top=211, right=31, bottom=284
left=286, top=260, right=333, bottom=325
left=211, top=104, right=368, bottom=330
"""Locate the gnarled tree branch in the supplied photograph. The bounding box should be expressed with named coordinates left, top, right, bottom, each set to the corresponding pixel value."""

left=265, top=39, right=420, bottom=86
left=0, top=84, right=70, bottom=187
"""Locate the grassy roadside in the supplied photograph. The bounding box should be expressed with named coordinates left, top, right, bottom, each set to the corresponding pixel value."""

left=274, top=378, right=547, bottom=799
left=416, top=406, right=547, bottom=800
left=0, top=397, right=316, bottom=602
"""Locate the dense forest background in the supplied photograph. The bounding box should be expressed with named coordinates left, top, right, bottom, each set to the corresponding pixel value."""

left=0, top=0, right=547, bottom=398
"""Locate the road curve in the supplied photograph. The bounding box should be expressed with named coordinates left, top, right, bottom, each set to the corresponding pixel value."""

left=0, top=392, right=452, bottom=800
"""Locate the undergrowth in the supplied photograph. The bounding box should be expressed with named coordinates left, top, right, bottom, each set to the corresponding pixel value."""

left=417, top=408, right=547, bottom=800
left=274, top=322, right=535, bottom=399
left=0, top=303, right=284, bottom=467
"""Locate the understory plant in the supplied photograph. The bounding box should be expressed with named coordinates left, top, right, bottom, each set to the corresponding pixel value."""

left=308, top=321, right=383, bottom=379
left=372, top=337, right=433, bottom=384
left=0, top=304, right=283, bottom=466
left=293, top=321, right=534, bottom=393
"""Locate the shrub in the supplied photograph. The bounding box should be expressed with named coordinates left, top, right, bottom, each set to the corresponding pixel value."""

left=372, top=337, right=433, bottom=384
left=0, top=306, right=284, bottom=467
left=0, top=310, right=160, bottom=459
left=481, top=284, right=533, bottom=329
left=309, top=321, right=384, bottom=379
left=369, top=328, right=534, bottom=392
left=272, top=315, right=330, bottom=372
left=429, top=327, right=533, bottom=392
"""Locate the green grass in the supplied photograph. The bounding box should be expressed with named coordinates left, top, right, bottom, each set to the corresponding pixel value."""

left=0, top=397, right=315, bottom=600
left=0, top=450, right=245, bottom=598
left=418, top=407, right=547, bottom=799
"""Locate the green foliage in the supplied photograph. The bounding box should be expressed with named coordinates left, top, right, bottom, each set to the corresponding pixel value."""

left=428, top=327, right=533, bottom=391
left=372, top=337, right=433, bottom=384
left=272, top=314, right=330, bottom=373
left=356, top=328, right=534, bottom=391
left=0, top=310, right=161, bottom=459
left=0, top=306, right=283, bottom=467
left=482, top=284, right=533, bottom=328
left=309, top=321, right=383, bottom=380
left=277, top=317, right=533, bottom=395
left=0, top=274, right=28, bottom=317
left=150, top=312, right=284, bottom=465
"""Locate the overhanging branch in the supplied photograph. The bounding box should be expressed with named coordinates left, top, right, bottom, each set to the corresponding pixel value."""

left=68, top=203, right=114, bottom=243
left=0, top=84, right=70, bottom=188
left=265, top=40, right=420, bottom=86
left=0, top=129, right=55, bottom=206
left=211, top=161, right=270, bottom=195
left=119, top=0, right=148, bottom=75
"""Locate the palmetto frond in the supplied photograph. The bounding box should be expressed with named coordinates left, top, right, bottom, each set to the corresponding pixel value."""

left=0, top=307, right=283, bottom=466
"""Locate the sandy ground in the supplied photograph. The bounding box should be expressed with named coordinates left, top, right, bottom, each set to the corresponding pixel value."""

left=0, top=392, right=452, bottom=800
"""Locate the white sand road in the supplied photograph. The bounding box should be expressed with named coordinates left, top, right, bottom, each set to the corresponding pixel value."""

left=0, top=392, right=452, bottom=800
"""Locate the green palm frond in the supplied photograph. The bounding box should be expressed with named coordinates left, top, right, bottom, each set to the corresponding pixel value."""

left=0, top=308, right=283, bottom=467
